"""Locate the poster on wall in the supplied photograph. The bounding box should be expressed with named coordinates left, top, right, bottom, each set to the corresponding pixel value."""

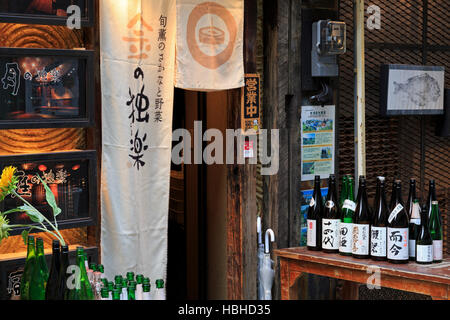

left=301, top=105, right=335, bottom=181
left=380, top=64, right=445, bottom=116
left=299, top=188, right=328, bottom=246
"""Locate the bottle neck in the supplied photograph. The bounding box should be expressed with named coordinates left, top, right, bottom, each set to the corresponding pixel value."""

left=347, top=179, right=354, bottom=201
left=27, top=240, right=36, bottom=258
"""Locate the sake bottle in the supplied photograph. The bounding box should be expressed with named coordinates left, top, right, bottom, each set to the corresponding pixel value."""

left=339, top=175, right=348, bottom=209
left=100, top=287, right=110, bottom=300
left=307, top=175, right=323, bottom=251
left=389, top=179, right=398, bottom=211
left=429, top=201, right=443, bottom=263
left=371, top=177, right=388, bottom=261
left=416, top=204, right=433, bottom=265
left=20, top=236, right=36, bottom=300
left=387, top=180, right=409, bottom=264
left=143, top=283, right=151, bottom=300
left=128, top=282, right=136, bottom=300
left=339, top=176, right=355, bottom=256
left=406, top=179, right=417, bottom=219
left=59, top=245, right=70, bottom=300
left=136, top=274, right=144, bottom=300
left=45, top=240, right=61, bottom=300
left=112, top=288, right=121, bottom=300
left=29, top=238, right=48, bottom=300
left=408, top=199, right=421, bottom=261
left=322, top=174, right=340, bottom=253
left=154, top=279, right=166, bottom=300
left=425, top=180, right=437, bottom=218
left=352, top=176, right=371, bottom=259
left=121, top=278, right=128, bottom=300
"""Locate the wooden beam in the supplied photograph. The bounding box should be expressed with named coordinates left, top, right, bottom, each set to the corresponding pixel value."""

left=226, top=0, right=259, bottom=300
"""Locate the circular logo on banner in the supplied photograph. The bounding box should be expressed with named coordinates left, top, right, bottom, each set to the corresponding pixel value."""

left=186, top=2, right=237, bottom=70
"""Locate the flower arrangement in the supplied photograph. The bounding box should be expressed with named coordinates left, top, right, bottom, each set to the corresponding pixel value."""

left=0, top=166, right=65, bottom=246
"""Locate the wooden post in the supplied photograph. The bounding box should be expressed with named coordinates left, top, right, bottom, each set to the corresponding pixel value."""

left=226, top=0, right=258, bottom=300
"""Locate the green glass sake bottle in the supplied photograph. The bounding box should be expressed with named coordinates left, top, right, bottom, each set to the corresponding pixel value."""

left=67, top=247, right=94, bottom=300
left=126, top=272, right=135, bottom=283
left=339, top=175, right=355, bottom=256
left=45, top=240, right=61, bottom=300
left=154, top=279, right=165, bottom=300
left=29, top=238, right=48, bottom=300
left=112, top=288, right=121, bottom=300
left=136, top=274, right=144, bottom=300
left=429, top=201, right=443, bottom=263
left=128, top=282, right=136, bottom=300
left=143, top=283, right=151, bottom=300
left=20, top=236, right=36, bottom=300
left=339, top=175, right=348, bottom=209
left=101, top=287, right=110, bottom=300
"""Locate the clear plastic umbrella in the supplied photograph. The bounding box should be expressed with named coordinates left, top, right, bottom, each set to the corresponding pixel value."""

left=257, top=217, right=265, bottom=300
left=260, top=229, right=275, bottom=300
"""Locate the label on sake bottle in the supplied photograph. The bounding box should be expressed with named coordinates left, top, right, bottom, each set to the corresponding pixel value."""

left=433, top=240, right=443, bottom=261
left=387, top=227, right=408, bottom=260
left=416, top=245, right=433, bottom=263
left=339, top=222, right=353, bottom=253
left=388, top=204, right=404, bottom=223
left=307, top=219, right=316, bottom=247
left=352, top=224, right=369, bottom=255
left=322, top=219, right=340, bottom=250
left=342, top=199, right=356, bottom=211
left=370, top=226, right=387, bottom=257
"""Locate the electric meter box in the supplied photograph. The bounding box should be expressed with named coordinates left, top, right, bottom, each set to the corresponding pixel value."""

left=311, top=20, right=346, bottom=77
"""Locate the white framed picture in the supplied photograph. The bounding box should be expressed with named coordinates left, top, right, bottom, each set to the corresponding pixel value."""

left=380, top=64, right=445, bottom=116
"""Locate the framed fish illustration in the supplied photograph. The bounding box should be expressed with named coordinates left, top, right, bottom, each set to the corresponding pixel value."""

left=380, top=64, right=445, bottom=116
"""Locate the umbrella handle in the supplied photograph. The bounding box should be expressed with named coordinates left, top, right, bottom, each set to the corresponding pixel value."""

left=265, top=229, right=275, bottom=254
left=257, top=216, right=262, bottom=245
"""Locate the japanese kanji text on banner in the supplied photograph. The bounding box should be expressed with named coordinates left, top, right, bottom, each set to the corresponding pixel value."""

left=100, top=0, right=176, bottom=299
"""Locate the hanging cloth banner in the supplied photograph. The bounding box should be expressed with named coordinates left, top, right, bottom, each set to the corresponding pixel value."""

left=175, top=0, right=244, bottom=90
left=100, top=0, right=176, bottom=299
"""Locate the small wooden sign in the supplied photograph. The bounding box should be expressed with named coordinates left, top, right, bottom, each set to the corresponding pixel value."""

left=241, top=73, right=261, bottom=135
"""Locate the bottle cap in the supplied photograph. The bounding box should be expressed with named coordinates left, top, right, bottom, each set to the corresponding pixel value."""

left=52, top=239, right=60, bottom=249
left=61, top=245, right=69, bottom=253
left=136, top=274, right=144, bottom=284
left=108, top=281, right=114, bottom=291
left=97, top=264, right=104, bottom=273
left=115, top=275, right=123, bottom=284
left=101, top=287, right=109, bottom=298
left=431, top=200, right=438, bottom=205
left=143, top=283, right=151, bottom=292
left=156, top=279, right=164, bottom=289
left=90, top=263, right=97, bottom=271
left=143, top=277, right=150, bottom=285
left=126, top=272, right=135, bottom=281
